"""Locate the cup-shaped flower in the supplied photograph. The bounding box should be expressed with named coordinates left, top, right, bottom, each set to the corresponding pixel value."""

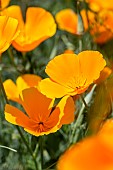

left=0, top=0, right=10, bottom=10
left=1, top=5, right=56, bottom=52
left=4, top=87, right=75, bottom=136
left=3, top=74, right=42, bottom=103
left=0, top=15, right=19, bottom=53
left=39, top=51, right=106, bottom=98
left=57, top=119, right=113, bottom=170
left=55, top=9, right=89, bottom=34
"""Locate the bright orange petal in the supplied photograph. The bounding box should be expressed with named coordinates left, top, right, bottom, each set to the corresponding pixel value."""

left=16, top=74, right=42, bottom=93
left=55, top=9, right=77, bottom=34
left=45, top=54, right=78, bottom=86
left=1, top=5, right=24, bottom=29
left=20, top=87, right=53, bottom=121
left=78, top=51, right=106, bottom=86
left=39, top=78, right=68, bottom=98
left=1, top=0, right=10, bottom=9
left=5, top=104, right=31, bottom=128
left=0, top=16, right=19, bottom=53
left=95, top=67, right=112, bottom=84
left=57, top=135, right=113, bottom=170
left=53, top=95, right=75, bottom=129
left=58, top=96, right=75, bottom=126
left=12, top=7, right=56, bottom=52
left=3, top=79, right=20, bottom=102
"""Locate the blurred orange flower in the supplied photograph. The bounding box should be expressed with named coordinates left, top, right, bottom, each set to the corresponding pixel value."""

left=89, top=10, right=113, bottom=44
left=5, top=87, right=75, bottom=136
left=55, top=9, right=89, bottom=34
left=3, top=74, right=42, bottom=103
left=64, top=49, right=74, bottom=54
left=0, top=0, right=10, bottom=10
left=86, top=0, right=113, bottom=12
left=39, top=51, right=106, bottom=98
left=57, top=119, right=113, bottom=170
left=0, top=15, right=19, bottom=53
left=95, top=66, right=112, bottom=84
left=1, top=5, right=56, bottom=52
left=55, top=8, right=113, bottom=44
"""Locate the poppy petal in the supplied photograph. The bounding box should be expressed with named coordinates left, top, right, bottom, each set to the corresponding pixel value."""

left=16, top=74, right=42, bottom=93
left=3, top=79, right=19, bottom=102
left=39, top=78, right=68, bottom=98
left=45, top=54, right=78, bottom=86
left=5, top=104, right=31, bottom=128
left=20, top=87, right=53, bottom=121
left=55, top=9, right=77, bottom=34
left=78, top=51, right=106, bottom=85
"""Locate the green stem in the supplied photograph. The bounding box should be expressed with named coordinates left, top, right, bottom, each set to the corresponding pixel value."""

left=80, top=95, right=88, bottom=109
left=17, top=127, right=38, bottom=170
left=70, top=106, right=84, bottom=144
left=7, top=48, right=17, bottom=68
left=0, top=75, right=9, bottom=104
left=40, top=136, right=44, bottom=170
left=0, top=74, right=38, bottom=170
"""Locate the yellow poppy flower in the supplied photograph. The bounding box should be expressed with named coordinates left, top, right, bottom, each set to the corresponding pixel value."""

left=1, top=5, right=56, bottom=52
left=4, top=87, right=75, bottom=136
left=0, top=15, right=19, bottom=53
left=39, top=51, right=106, bottom=98
left=57, top=119, right=113, bottom=170
left=3, top=74, right=42, bottom=103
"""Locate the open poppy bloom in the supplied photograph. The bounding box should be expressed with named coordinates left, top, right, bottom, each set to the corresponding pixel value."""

left=3, top=74, right=42, bottom=103
left=39, top=51, right=106, bottom=98
left=1, top=5, right=56, bottom=52
left=0, top=15, right=19, bottom=54
left=0, top=0, right=10, bottom=10
left=57, top=119, right=113, bottom=170
left=4, top=87, right=75, bottom=136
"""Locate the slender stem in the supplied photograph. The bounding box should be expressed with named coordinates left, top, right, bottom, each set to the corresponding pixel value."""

left=70, top=107, right=84, bottom=144
left=0, top=145, right=17, bottom=152
left=0, top=74, right=38, bottom=170
left=0, top=75, right=9, bottom=104
left=40, top=136, right=44, bottom=170
left=80, top=95, right=88, bottom=109
left=17, top=127, right=38, bottom=170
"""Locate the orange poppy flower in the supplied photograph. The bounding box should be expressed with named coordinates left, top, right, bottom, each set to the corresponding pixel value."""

left=39, top=51, right=106, bottom=98
left=86, top=0, right=113, bottom=11
left=56, top=8, right=113, bottom=44
left=0, top=15, right=19, bottom=54
left=4, top=87, right=75, bottom=136
left=57, top=119, right=113, bottom=170
left=89, top=10, right=113, bottom=44
left=1, top=5, right=56, bottom=52
left=55, top=9, right=89, bottom=34
left=64, top=49, right=74, bottom=54
left=3, top=74, right=42, bottom=103
left=0, top=0, right=10, bottom=10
